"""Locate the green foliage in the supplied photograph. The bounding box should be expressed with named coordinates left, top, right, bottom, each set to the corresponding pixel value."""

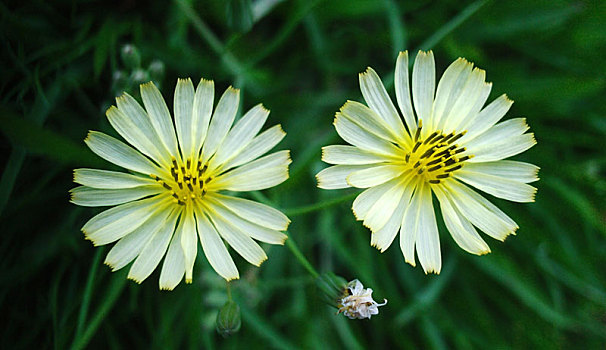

left=0, top=0, right=605, bottom=348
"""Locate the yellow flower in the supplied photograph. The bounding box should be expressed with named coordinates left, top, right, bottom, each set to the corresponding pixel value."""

left=72, top=78, right=291, bottom=289
left=317, top=51, right=538, bottom=274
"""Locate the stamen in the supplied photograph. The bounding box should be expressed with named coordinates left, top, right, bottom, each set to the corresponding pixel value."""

left=445, top=164, right=463, bottom=172
left=441, top=132, right=456, bottom=143
left=427, top=164, right=443, bottom=172
left=420, top=146, right=437, bottom=159
left=458, top=155, right=474, bottom=162
left=413, top=161, right=421, bottom=169
left=436, top=173, right=450, bottom=179
left=426, top=157, right=445, bottom=166
left=423, top=131, right=440, bottom=145
left=161, top=181, right=172, bottom=190
left=412, top=141, right=421, bottom=153
left=405, top=153, right=410, bottom=163
left=447, top=131, right=466, bottom=144
left=414, top=120, right=423, bottom=142
left=429, top=179, right=440, bottom=184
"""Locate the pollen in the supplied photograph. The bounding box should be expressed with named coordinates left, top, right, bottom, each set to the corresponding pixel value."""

left=404, top=121, right=473, bottom=184
left=151, top=157, right=210, bottom=206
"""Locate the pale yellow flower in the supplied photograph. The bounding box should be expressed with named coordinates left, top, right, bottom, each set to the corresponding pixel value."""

left=72, top=78, right=291, bottom=289
left=317, top=51, right=538, bottom=274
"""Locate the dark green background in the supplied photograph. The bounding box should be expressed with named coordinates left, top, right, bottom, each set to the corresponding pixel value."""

left=1, top=0, right=605, bottom=348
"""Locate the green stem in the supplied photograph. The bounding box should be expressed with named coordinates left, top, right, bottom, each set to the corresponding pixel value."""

left=226, top=281, right=233, bottom=301
left=285, top=234, right=319, bottom=279
left=283, top=191, right=359, bottom=217
left=74, top=249, right=103, bottom=340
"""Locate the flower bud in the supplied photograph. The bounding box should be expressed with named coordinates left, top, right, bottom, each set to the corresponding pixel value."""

left=215, top=300, right=241, bottom=337
left=120, top=44, right=141, bottom=69
left=129, top=69, right=150, bottom=87
left=148, top=60, right=165, bottom=83
left=337, top=279, right=387, bottom=320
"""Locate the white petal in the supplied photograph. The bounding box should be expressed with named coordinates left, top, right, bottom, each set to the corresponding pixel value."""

left=195, top=208, right=239, bottom=281
left=411, top=51, right=435, bottom=125
left=211, top=193, right=290, bottom=231
left=82, top=196, right=168, bottom=246
left=180, top=206, right=198, bottom=283
left=446, top=180, right=518, bottom=241
left=85, top=131, right=160, bottom=176
left=441, top=68, right=489, bottom=132
left=104, top=207, right=172, bottom=271
left=352, top=176, right=401, bottom=220
left=462, top=161, right=539, bottom=183
left=459, top=94, right=513, bottom=143
left=174, top=78, right=196, bottom=158
left=202, top=87, right=240, bottom=161
left=207, top=207, right=267, bottom=266
left=159, top=222, right=185, bottom=290
left=140, top=82, right=179, bottom=156
left=415, top=183, right=441, bottom=274
left=432, top=58, right=472, bottom=131
left=222, top=124, right=285, bottom=171
left=316, top=164, right=372, bottom=189
left=400, top=182, right=421, bottom=266
left=114, top=94, right=169, bottom=165
left=340, top=101, right=400, bottom=143
left=322, top=145, right=389, bottom=165
left=433, top=186, right=490, bottom=255
left=467, top=133, right=536, bottom=162
left=464, top=118, right=529, bottom=150
left=210, top=104, right=269, bottom=169
left=210, top=150, right=291, bottom=191
left=206, top=198, right=287, bottom=244
left=347, top=164, right=404, bottom=188
left=333, top=112, right=402, bottom=157
left=456, top=81, right=492, bottom=132
left=371, top=193, right=407, bottom=252
left=394, top=51, right=417, bottom=134
left=70, top=185, right=161, bottom=207
left=455, top=170, right=537, bottom=202
left=128, top=208, right=180, bottom=283
left=192, top=78, right=215, bottom=156
left=363, top=176, right=408, bottom=232
left=73, top=168, right=154, bottom=189
left=359, top=67, right=406, bottom=137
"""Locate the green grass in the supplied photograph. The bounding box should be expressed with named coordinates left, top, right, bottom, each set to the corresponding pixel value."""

left=1, top=0, right=605, bottom=348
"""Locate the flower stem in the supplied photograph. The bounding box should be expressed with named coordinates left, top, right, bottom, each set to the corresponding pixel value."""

left=285, top=233, right=319, bottom=279
left=283, top=191, right=359, bottom=217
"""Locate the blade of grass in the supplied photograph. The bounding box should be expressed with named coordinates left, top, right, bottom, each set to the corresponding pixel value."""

left=74, top=249, right=103, bottom=340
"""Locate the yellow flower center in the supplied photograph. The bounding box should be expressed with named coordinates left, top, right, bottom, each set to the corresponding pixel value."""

left=404, top=121, right=473, bottom=184
left=151, top=158, right=211, bottom=205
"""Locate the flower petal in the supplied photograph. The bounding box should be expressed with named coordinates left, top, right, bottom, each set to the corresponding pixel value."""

left=462, top=161, right=539, bottom=183
left=459, top=94, right=513, bottom=143
left=85, top=131, right=160, bottom=176
left=316, top=164, right=372, bottom=189
left=400, top=182, right=421, bottom=266
left=415, top=183, right=441, bottom=274
left=446, top=180, right=518, bottom=241
left=466, top=133, right=536, bottom=163
left=431, top=58, right=473, bottom=131
left=211, top=193, right=290, bottom=231
left=206, top=197, right=287, bottom=244
left=73, top=168, right=154, bottom=189
left=352, top=176, right=401, bottom=220
left=371, top=193, right=407, bottom=252
left=210, top=104, right=269, bottom=170
left=346, top=164, right=404, bottom=188
left=140, top=82, right=179, bottom=156
left=363, top=176, right=409, bottom=232
left=174, top=78, right=196, bottom=158
left=455, top=169, right=537, bottom=202
left=104, top=207, right=172, bottom=271
left=334, top=112, right=402, bottom=157
left=411, top=50, right=435, bottom=125
left=180, top=205, right=198, bottom=283
left=70, top=185, right=161, bottom=207
left=321, top=145, right=390, bottom=165
left=340, top=100, right=400, bottom=143
left=210, top=150, right=291, bottom=191
left=464, top=118, right=530, bottom=150
left=192, top=78, right=215, bottom=156
left=159, top=221, right=185, bottom=290
left=128, top=208, right=180, bottom=283
left=222, top=124, right=285, bottom=171
left=441, top=68, right=490, bottom=133
left=195, top=208, right=239, bottom=281
left=202, top=87, right=240, bottom=162
left=433, top=186, right=490, bottom=255
left=82, top=196, right=169, bottom=246
left=394, top=51, right=417, bottom=134
left=207, top=206, right=268, bottom=266
left=359, top=67, right=406, bottom=138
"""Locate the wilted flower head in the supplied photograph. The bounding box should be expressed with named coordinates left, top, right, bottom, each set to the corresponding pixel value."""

left=337, top=279, right=387, bottom=320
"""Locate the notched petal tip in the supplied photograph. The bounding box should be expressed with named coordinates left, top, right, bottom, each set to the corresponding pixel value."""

left=127, top=274, right=144, bottom=284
